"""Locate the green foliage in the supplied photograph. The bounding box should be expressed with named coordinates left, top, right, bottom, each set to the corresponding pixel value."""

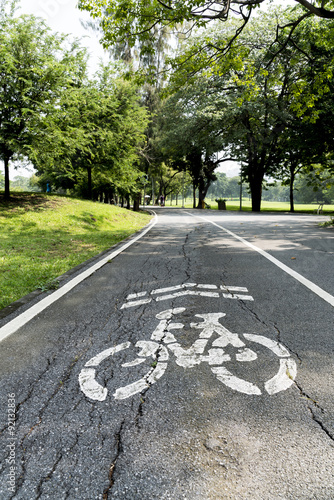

left=162, top=6, right=334, bottom=211
left=30, top=63, right=149, bottom=200
left=8, top=175, right=39, bottom=192
left=207, top=173, right=239, bottom=200
left=294, top=168, right=334, bottom=204
left=78, top=0, right=211, bottom=53
left=0, top=10, right=88, bottom=199
left=77, top=0, right=334, bottom=69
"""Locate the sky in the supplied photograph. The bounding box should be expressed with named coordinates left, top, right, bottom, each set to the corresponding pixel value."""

left=17, top=0, right=108, bottom=72
left=2, top=0, right=240, bottom=179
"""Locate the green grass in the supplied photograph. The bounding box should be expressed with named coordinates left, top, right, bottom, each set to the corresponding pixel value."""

left=224, top=199, right=334, bottom=213
left=176, top=198, right=334, bottom=213
left=0, top=193, right=152, bottom=310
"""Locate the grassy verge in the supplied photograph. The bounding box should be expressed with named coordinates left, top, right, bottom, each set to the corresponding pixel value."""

left=0, top=193, right=152, bottom=310
left=175, top=198, right=334, bottom=213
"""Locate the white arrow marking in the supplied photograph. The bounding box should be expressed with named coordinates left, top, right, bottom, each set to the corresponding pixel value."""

left=121, top=298, right=152, bottom=309
left=222, top=293, right=254, bottom=301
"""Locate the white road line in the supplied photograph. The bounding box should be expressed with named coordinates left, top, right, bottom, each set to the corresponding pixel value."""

left=220, top=286, right=249, bottom=292
left=155, top=290, right=220, bottom=301
left=151, top=283, right=196, bottom=295
left=197, top=284, right=218, bottom=289
left=121, top=283, right=253, bottom=308
left=188, top=213, right=334, bottom=308
left=222, top=294, right=254, bottom=301
left=126, top=291, right=148, bottom=300
left=0, top=214, right=158, bottom=343
left=121, top=299, right=152, bottom=309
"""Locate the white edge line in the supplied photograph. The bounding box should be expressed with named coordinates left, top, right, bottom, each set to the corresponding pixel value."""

left=187, top=212, right=334, bottom=308
left=0, top=212, right=158, bottom=343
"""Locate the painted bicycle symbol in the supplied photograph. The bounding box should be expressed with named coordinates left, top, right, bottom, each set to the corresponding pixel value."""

left=79, top=308, right=297, bottom=401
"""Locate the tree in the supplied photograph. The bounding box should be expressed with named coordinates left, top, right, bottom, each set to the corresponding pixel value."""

left=32, top=64, right=149, bottom=201
left=267, top=13, right=334, bottom=211
left=0, top=10, right=87, bottom=200
left=156, top=80, right=232, bottom=208
left=207, top=172, right=229, bottom=199
left=226, top=177, right=242, bottom=200
left=294, top=168, right=334, bottom=203
left=78, top=0, right=334, bottom=68
left=165, top=7, right=334, bottom=210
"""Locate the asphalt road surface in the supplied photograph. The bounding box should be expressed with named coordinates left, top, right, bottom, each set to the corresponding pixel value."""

left=0, top=208, right=333, bottom=500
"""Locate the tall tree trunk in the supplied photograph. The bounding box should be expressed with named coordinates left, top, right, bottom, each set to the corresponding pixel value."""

left=197, top=177, right=211, bottom=209
left=4, top=156, right=10, bottom=201
left=133, top=193, right=141, bottom=211
left=87, top=167, right=92, bottom=200
left=197, top=179, right=205, bottom=209
left=249, top=177, right=262, bottom=212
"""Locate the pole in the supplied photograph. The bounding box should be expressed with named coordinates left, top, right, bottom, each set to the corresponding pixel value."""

left=239, top=169, right=242, bottom=211
left=182, top=170, right=185, bottom=208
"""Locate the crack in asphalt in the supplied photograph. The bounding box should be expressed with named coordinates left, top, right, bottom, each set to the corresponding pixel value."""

left=238, top=301, right=304, bottom=366
left=134, top=341, right=167, bottom=430
left=238, top=301, right=269, bottom=328
left=308, top=407, right=334, bottom=442
left=272, top=323, right=302, bottom=365
left=102, top=421, right=124, bottom=500
left=35, top=452, right=63, bottom=499
left=293, top=379, right=324, bottom=413
left=182, top=233, right=192, bottom=282
left=218, top=290, right=332, bottom=443
left=292, top=379, right=334, bottom=442
left=11, top=353, right=86, bottom=494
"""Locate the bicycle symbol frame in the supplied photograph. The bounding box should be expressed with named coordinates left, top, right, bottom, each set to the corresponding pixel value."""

left=79, top=308, right=297, bottom=401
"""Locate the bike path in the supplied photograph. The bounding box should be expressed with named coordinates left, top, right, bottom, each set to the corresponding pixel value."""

left=0, top=209, right=333, bottom=499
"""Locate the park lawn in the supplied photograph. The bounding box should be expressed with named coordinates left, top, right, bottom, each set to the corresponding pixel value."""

left=0, top=193, right=152, bottom=310
left=178, top=198, right=334, bottom=213
left=222, top=199, right=334, bottom=213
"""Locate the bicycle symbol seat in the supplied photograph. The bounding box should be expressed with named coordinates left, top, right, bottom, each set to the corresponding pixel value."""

left=79, top=308, right=297, bottom=401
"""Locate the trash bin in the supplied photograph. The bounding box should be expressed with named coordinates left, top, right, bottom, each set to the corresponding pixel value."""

left=217, top=200, right=226, bottom=210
